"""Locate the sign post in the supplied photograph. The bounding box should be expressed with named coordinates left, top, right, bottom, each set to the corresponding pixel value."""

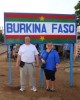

left=40, top=44, right=44, bottom=87
left=7, top=44, right=12, bottom=84
left=70, top=44, right=73, bottom=87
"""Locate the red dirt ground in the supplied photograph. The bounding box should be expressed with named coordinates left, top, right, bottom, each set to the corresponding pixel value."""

left=0, top=53, right=80, bottom=100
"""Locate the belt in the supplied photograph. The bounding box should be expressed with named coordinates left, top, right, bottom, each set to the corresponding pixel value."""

left=25, top=62, right=35, bottom=67
left=25, top=62, right=34, bottom=64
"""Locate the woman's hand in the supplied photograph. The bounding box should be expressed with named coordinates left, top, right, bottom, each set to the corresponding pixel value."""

left=56, top=64, right=60, bottom=69
left=41, top=59, right=46, bottom=64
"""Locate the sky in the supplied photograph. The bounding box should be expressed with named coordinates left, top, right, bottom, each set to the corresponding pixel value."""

left=0, top=0, right=79, bottom=28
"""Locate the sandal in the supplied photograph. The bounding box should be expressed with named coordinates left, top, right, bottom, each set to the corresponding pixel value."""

left=46, top=88, right=50, bottom=91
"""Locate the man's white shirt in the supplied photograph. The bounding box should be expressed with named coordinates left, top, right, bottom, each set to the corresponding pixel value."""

left=18, top=44, right=38, bottom=63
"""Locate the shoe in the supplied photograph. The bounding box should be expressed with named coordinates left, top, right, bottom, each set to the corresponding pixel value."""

left=50, top=89, right=55, bottom=92
left=46, top=88, right=50, bottom=91
left=19, top=88, right=26, bottom=92
left=31, top=86, right=37, bottom=92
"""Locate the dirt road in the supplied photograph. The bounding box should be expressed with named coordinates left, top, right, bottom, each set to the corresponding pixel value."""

left=0, top=54, right=80, bottom=100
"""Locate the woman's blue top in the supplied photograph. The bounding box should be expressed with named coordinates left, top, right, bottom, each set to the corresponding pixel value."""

left=40, top=49, right=60, bottom=71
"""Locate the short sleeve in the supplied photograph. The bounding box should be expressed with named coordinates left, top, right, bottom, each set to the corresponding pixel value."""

left=34, top=46, right=39, bottom=55
left=18, top=46, right=22, bottom=56
left=54, top=51, right=60, bottom=64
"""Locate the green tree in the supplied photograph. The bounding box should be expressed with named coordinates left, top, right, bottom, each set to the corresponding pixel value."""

left=74, top=1, right=80, bottom=26
left=0, top=33, right=4, bottom=43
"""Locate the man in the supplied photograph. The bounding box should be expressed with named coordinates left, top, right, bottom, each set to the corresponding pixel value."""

left=16, top=35, right=39, bottom=92
left=63, top=43, right=70, bottom=59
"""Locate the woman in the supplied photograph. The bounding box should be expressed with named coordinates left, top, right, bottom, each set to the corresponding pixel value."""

left=41, top=43, right=60, bottom=92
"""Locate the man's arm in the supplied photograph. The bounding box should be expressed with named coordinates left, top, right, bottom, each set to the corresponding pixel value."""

left=35, top=55, right=40, bottom=67
left=16, top=55, right=21, bottom=68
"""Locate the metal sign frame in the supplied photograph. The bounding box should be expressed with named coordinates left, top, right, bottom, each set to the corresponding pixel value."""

left=4, top=12, right=77, bottom=87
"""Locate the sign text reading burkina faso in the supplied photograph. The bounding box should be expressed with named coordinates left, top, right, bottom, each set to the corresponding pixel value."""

left=4, top=13, right=76, bottom=44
